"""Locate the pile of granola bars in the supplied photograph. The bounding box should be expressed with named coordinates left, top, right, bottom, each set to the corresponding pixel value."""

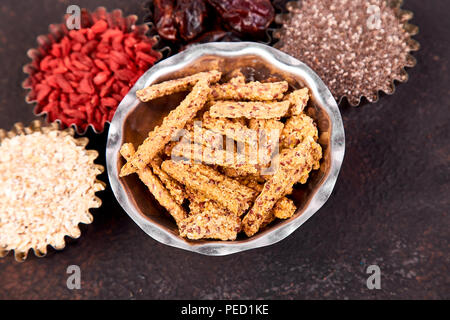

left=120, top=70, right=322, bottom=240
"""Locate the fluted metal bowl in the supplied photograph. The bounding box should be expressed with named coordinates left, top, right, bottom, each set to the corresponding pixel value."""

left=106, top=42, right=345, bottom=255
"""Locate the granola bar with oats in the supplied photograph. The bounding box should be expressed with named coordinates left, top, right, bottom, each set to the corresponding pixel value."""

left=242, top=137, right=322, bottom=236
left=122, top=80, right=212, bottom=176
left=210, top=101, right=290, bottom=119
left=202, top=111, right=256, bottom=145
left=210, top=81, right=288, bottom=101
left=120, top=144, right=187, bottom=225
left=285, top=88, right=310, bottom=115
left=280, top=113, right=318, bottom=149
left=179, top=201, right=241, bottom=241
left=162, top=160, right=257, bottom=216
left=136, top=70, right=221, bottom=102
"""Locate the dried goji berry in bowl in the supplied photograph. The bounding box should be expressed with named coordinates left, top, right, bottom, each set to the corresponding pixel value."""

left=23, top=7, right=163, bottom=134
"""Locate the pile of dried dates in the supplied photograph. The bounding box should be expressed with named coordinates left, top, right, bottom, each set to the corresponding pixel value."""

left=147, top=0, right=276, bottom=51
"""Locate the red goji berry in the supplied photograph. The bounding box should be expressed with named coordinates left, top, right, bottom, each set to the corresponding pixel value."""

left=108, top=59, right=120, bottom=72
left=134, top=42, right=152, bottom=52
left=36, top=84, right=52, bottom=103
left=94, top=109, right=102, bottom=123
left=112, top=93, right=123, bottom=102
left=101, top=97, right=117, bottom=108
left=90, top=95, right=99, bottom=107
left=71, top=59, right=90, bottom=71
left=124, top=36, right=137, bottom=48
left=79, top=76, right=95, bottom=95
left=94, top=59, right=110, bottom=72
left=64, top=108, right=86, bottom=120
left=69, top=30, right=87, bottom=43
left=48, top=90, right=60, bottom=102
left=110, top=51, right=128, bottom=66
left=91, top=20, right=108, bottom=34
left=50, top=44, right=61, bottom=57
left=54, top=74, right=74, bottom=93
left=86, top=28, right=96, bottom=41
left=136, top=51, right=157, bottom=64
left=93, top=72, right=109, bottom=86
left=60, top=37, right=71, bottom=56
left=120, top=86, right=130, bottom=97
left=81, top=40, right=99, bottom=55
left=115, top=69, right=135, bottom=82
left=72, top=42, right=82, bottom=52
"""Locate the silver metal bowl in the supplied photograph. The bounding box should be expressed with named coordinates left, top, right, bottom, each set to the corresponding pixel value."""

left=106, top=42, right=345, bottom=255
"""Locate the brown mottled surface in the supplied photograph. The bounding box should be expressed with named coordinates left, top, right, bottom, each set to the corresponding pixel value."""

left=0, top=0, right=449, bottom=299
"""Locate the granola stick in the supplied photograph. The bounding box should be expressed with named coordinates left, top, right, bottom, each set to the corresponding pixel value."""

left=210, top=81, right=288, bottom=101
left=179, top=201, right=241, bottom=241
left=136, top=70, right=221, bottom=102
left=242, top=137, right=322, bottom=236
left=285, top=88, right=310, bottom=115
left=184, top=120, right=224, bottom=150
left=280, top=113, right=318, bottom=149
left=239, top=176, right=297, bottom=224
left=248, top=119, right=284, bottom=166
left=150, top=156, right=186, bottom=205
left=209, top=101, right=290, bottom=119
left=171, top=141, right=259, bottom=175
left=120, top=144, right=187, bottom=225
left=162, top=160, right=257, bottom=216
left=202, top=111, right=256, bottom=144
left=121, top=80, right=212, bottom=176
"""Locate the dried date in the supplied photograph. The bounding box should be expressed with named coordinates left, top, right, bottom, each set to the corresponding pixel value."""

left=153, top=0, right=178, bottom=41
left=174, top=0, right=208, bottom=41
left=206, top=0, right=275, bottom=36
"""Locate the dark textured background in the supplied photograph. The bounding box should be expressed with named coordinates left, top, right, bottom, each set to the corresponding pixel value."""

left=0, top=0, right=448, bottom=300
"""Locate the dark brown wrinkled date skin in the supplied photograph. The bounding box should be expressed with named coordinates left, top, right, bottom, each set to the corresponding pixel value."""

left=207, top=0, right=274, bottom=36
left=151, top=0, right=275, bottom=44
left=153, top=0, right=177, bottom=41
left=153, top=0, right=208, bottom=41
left=175, top=0, right=208, bottom=41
